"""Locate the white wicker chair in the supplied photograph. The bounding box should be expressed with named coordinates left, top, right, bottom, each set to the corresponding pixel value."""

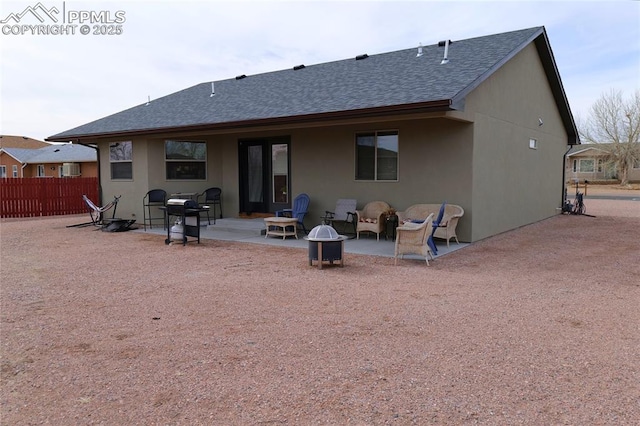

left=355, top=201, right=391, bottom=241
left=433, top=205, right=464, bottom=247
left=394, top=213, right=435, bottom=265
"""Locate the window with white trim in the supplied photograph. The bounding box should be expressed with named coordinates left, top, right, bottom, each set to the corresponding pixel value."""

left=578, top=159, right=595, bottom=173
left=165, top=140, right=206, bottom=180
left=37, top=165, right=45, bottom=177
left=0, top=166, right=6, bottom=178
left=12, top=165, right=18, bottom=177
left=355, top=130, right=398, bottom=181
left=110, top=141, right=133, bottom=180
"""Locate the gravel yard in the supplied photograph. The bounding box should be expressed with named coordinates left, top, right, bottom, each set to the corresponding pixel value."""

left=1, top=195, right=639, bottom=424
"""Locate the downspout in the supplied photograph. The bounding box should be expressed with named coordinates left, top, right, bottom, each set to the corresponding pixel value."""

left=21, top=163, right=27, bottom=177
left=561, top=145, right=573, bottom=209
left=77, top=141, right=102, bottom=205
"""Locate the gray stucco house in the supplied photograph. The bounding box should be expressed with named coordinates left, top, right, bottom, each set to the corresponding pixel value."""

left=47, top=26, right=578, bottom=242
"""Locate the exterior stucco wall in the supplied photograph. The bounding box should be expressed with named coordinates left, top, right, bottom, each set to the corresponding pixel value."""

left=96, top=135, right=228, bottom=223
left=465, top=43, right=569, bottom=241
left=288, top=119, right=473, bottom=240
left=95, top=119, right=475, bottom=241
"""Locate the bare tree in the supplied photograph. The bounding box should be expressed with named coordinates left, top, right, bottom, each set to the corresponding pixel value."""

left=579, top=89, right=640, bottom=186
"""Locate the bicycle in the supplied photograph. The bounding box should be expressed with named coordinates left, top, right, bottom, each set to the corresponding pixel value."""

left=562, top=180, right=595, bottom=217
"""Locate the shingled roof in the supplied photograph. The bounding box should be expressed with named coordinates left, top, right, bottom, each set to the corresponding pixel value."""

left=1, top=143, right=96, bottom=163
left=0, top=135, right=50, bottom=149
left=48, top=26, right=577, bottom=144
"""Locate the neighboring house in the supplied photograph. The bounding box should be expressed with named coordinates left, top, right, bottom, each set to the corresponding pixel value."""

left=0, top=135, right=51, bottom=150
left=47, top=26, right=578, bottom=243
left=0, top=141, right=97, bottom=178
left=565, top=143, right=640, bottom=183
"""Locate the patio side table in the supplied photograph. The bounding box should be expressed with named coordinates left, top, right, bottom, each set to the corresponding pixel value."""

left=264, top=217, right=299, bottom=239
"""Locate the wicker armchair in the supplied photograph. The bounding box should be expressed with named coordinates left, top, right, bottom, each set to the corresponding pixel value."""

left=355, top=201, right=391, bottom=240
left=397, top=203, right=465, bottom=248
left=394, top=213, right=435, bottom=266
left=433, top=204, right=464, bottom=247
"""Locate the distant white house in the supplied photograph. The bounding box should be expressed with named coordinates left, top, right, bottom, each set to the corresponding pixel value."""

left=565, top=143, right=640, bottom=183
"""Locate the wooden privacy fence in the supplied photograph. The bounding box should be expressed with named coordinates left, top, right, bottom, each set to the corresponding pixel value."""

left=0, top=177, right=99, bottom=218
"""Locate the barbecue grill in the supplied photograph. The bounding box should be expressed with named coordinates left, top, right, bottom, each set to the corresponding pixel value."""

left=163, top=199, right=206, bottom=245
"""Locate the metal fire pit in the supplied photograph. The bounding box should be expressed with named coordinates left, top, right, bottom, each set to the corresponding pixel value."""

left=304, top=224, right=347, bottom=269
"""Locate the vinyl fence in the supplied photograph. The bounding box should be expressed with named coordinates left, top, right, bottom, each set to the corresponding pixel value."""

left=0, top=177, right=99, bottom=218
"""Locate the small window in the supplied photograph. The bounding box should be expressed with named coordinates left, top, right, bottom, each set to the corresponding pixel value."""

left=0, top=166, right=6, bottom=178
left=355, top=131, right=398, bottom=181
left=529, top=138, right=537, bottom=149
left=633, top=158, right=640, bottom=170
left=110, top=141, right=133, bottom=180
left=165, top=140, right=206, bottom=180
left=37, top=165, right=45, bottom=177
left=12, top=165, right=18, bottom=177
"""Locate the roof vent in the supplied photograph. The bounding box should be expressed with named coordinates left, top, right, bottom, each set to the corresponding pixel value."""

left=438, top=40, right=451, bottom=64
left=145, top=95, right=150, bottom=106
left=416, top=42, right=423, bottom=57
left=293, top=64, right=305, bottom=70
left=355, top=54, right=368, bottom=61
left=235, top=74, right=246, bottom=80
left=210, top=82, right=215, bottom=97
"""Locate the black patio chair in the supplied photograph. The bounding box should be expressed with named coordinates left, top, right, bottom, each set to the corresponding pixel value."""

left=197, top=187, right=222, bottom=224
left=143, top=189, right=167, bottom=230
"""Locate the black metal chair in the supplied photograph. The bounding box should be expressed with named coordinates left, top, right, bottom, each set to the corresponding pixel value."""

left=197, top=187, right=222, bottom=224
left=143, top=189, right=167, bottom=230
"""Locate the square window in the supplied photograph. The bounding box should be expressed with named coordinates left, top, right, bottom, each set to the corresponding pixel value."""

left=355, top=131, right=398, bottom=181
left=529, top=138, right=538, bottom=149
left=110, top=141, right=133, bottom=180
left=165, top=140, right=206, bottom=180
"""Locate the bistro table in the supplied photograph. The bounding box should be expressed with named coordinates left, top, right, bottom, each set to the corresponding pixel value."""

left=264, top=217, right=299, bottom=239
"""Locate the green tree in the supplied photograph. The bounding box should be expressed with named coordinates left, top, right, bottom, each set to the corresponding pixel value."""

left=579, top=89, right=640, bottom=186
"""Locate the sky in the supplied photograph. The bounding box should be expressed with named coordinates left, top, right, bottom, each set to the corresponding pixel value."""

left=1, top=0, right=639, bottom=142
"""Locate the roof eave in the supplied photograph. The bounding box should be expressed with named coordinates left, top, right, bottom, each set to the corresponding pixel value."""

left=46, top=100, right=453, bottom=142
left=534, top=29, right=579, bottom=145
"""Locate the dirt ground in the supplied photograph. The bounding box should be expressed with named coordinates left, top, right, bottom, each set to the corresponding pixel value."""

left=1, top=189, right=639, bottom=425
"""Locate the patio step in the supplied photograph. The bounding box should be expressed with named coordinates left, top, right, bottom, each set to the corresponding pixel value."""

left=205, top=218, right=267, bottom=236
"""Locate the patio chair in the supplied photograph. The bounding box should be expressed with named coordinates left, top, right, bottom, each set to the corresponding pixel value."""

left=197, top=187, right=222, bottom=225
left=276, top=193, right=310, bottom=234
left=394, top=213, right=435, bottom=265
left=355, top=201, right=391, bottom=241
left=433, top=204, right=464, bottom=247
left=143, top=189, right=167, bottom=230
left=322, top=198, right=357, bottom=235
